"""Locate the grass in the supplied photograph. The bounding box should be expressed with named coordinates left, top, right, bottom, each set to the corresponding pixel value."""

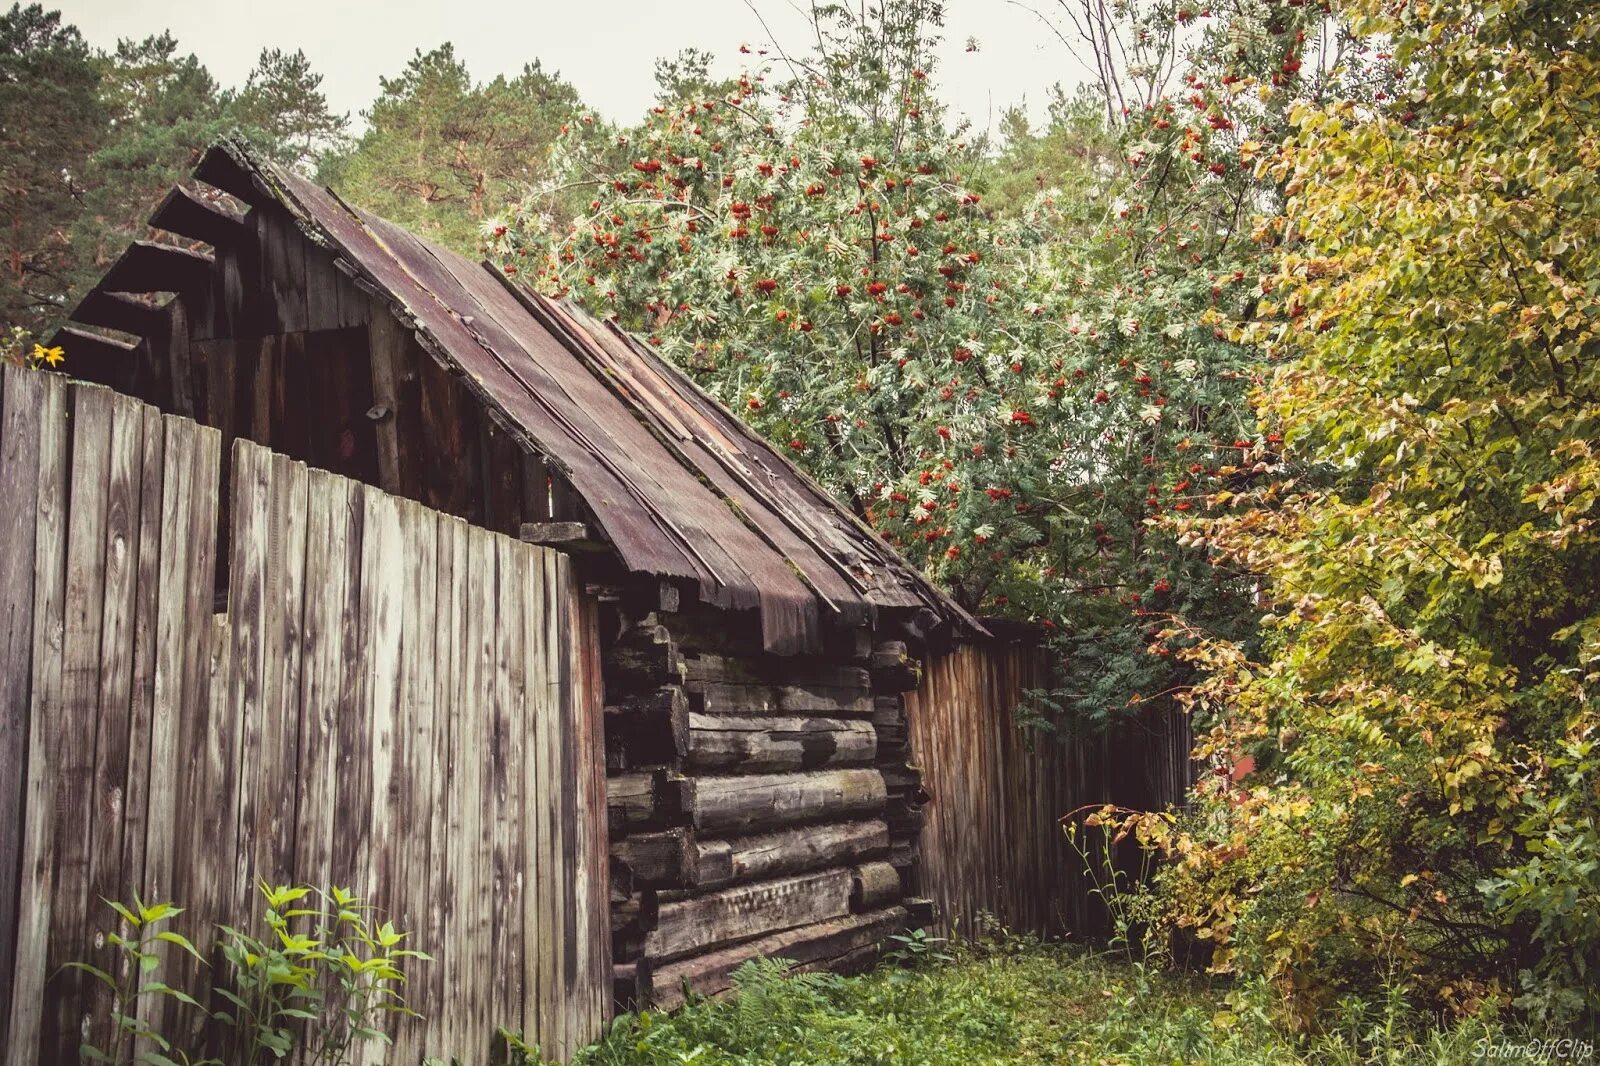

left=563, top=936, right=1509, bottom=1066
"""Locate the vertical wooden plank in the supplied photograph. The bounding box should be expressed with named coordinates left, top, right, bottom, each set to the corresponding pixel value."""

left=120, top=407, right=164, bottom=902
left=416, top=356, right=477, bottom=518
left=463, top=525, right=495, bottom=1062
left=157, top=419, right=219, bottom=1048
left=275, top=330, right=311, bottom=464
left=333, top=265, right=371, bottom=330
left=82, top=390, right=144, bottom=1005
left=304, top=245, right=342, bottom=331
left=553, top=553, right=578, bottom=1057
left=490, top=535, right=526, bottom=1044
left=535, top=549, right=561, bottom=1058
left=249, top=335, right=276, bottom=449
left=367, top=312, right=414, bottom=497
left=257, top=454, right=309, bottom=885
left=389, top=499, right=438, bottom=1065
left=437, top=515, right=469, bottom=1059
left=44, top=381, right=113, bottom=1062
left=166, top=299, right=195, bottom=419
left=83, top=392, right=146, bottom=1055
left=521, top=549, right=546, bottom=1055
left=359, top=487, right=403, bottom=901
left=139, top=415, right=196, bottom=1049
left=521, top=449, right=550, bottom=522
left=228, top=440, right=272, bottom=922
left=0, top=366, right=42, bottom=1054
left=261, top=209, right=308, bottom=334
left=586, top=593, right=614, bottom=1033
left=351, top=488, right=401, bottom=1066
left=292, top=471, right=353, bottom=899
left=329, top=480, right=370, bottom=899
left=419, top=511, right=452, bottom=1063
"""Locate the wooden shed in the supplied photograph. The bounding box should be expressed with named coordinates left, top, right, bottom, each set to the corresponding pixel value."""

left=0, top=137, right=1087, bottom=1062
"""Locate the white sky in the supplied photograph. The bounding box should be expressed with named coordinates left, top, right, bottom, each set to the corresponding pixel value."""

left=50, top=0, right=1095, bottom=137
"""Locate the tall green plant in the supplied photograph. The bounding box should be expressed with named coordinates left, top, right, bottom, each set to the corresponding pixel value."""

left=72, top=883, right=429, bottom=1065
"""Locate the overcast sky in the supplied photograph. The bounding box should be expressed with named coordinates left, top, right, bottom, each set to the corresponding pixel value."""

left=50, top=0, right=1095, bottom=136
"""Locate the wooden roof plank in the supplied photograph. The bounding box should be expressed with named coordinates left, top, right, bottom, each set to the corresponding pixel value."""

left=69, top=290, right=167, bottom=339
left=98, top=241, right=215, bottom=296
left=149, top=185, right=249, bottom=249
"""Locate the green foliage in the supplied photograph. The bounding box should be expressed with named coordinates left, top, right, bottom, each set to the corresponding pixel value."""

left=0, top=6, right=348, bottom=338
left=227, top=48, right=349, bottom=173
left=0, top=3, right=104, bottom=334
left=1152, top=0, right=1600, bottom=1028
left=67, top=30, right=234, bottom=287
left=72, top=882, right=429, bottom=1066
left=67, top=895, right=211, bottom=1066
left=882, top=927, right=954, bottom=969
left=320, top=44, right=588, bottom=253
left=566, top=938, right=1505, bottom=1066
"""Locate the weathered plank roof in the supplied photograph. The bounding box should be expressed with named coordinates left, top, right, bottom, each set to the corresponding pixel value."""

left=63, top=139, right=981, bottom=653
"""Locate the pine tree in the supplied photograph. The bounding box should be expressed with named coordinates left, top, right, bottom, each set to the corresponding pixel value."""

left=0, top=3, right=103, bottom=335
left=321, top=44, right=585, bottom=252
left=228, top=47, right=349, bottom=173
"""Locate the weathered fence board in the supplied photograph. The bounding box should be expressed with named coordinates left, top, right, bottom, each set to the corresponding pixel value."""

left=905, top=638, right=1197, bottom=941
left=0, top=366, right=609, bottom=1064
left=906, top=641, right=1090, bottom=939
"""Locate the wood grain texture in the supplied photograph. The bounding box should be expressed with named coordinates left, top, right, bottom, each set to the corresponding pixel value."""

left=682, top=769, right=888, bottom=835
left=0, top=366, right=43, bottom=1052
left=1, top=399, right=608, bottom=1064
left=645, top=867, right=854, bottom=962
left=46, top=382, right=114, bottom=1062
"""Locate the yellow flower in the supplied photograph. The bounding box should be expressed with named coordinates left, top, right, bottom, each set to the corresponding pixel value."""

left=32, top=343, right=64, bottom=367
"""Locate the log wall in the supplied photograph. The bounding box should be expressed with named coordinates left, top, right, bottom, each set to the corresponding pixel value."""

left=0, top=366, right=610, bottom=1065
left=601, top=604, right=917, bottom=1010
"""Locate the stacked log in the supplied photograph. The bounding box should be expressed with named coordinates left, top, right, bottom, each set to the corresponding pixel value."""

left=603, top=606, right=923, bottom=1011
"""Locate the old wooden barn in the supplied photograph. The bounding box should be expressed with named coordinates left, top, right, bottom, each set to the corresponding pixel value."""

left=0, top=139, right=1179, bottom=1063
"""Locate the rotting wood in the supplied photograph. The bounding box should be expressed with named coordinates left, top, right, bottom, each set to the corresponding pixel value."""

left=607, top=769, right=679, bottom=834
left=686, top=680, right=872, bottom=717
left=518, top=520, right=608, bottom=551
left=690, top=819, right=890, bottom=891
left=850, top=861, right=902, bottom=911
left=678, top=769, right=887, bottom=835
left=149, top=185, right=248, bottom=249
left=683, top=653, right=870, bottom=691
left=611, top=829, right=692, bottom=888
left=98, top=240, right=215, bottom=296
left=604, top=686, right=689, bottom=771
left=644, top=867, right=853, bottom=962
left=869, top=641, right=922, bottom=693
left=685, top=714, right=876, bottom=773
left=69, top=289, right=167, bottom=340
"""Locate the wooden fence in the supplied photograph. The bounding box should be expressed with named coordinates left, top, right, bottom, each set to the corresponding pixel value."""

left=0, top=365, right=610, bottom=1065
left=907, top=637, right=1195, bottom=940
